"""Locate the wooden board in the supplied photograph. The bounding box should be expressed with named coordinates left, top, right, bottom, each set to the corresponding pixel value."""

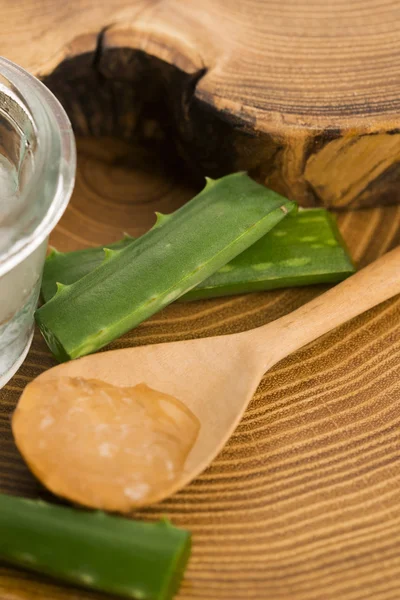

left=1, top=1, right=400, bottom=597
left=2, top=1, right=400, bottom=207
left=1, top=137, right=400, bottom=600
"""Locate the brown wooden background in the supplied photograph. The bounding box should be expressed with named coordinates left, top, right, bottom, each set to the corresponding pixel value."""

left=2, top=0, right=400, bottom=597
left=4, top=0, right=400, bottom=210
left=0, top=137, right=399, bottom=600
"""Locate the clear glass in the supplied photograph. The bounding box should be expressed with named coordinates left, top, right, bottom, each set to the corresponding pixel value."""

left=0, top=57, right=76, bottom=388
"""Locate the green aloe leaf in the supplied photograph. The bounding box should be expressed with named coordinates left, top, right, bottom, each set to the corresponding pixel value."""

left=36, top=173, right=295, bottom=361
left=41, top=209, right=354, bottom=304
left=0, top=492, right=190, bottom=600
left=184, top=209, right=355, bottom=299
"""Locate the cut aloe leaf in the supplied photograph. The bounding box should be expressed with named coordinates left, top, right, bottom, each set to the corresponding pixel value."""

left=42, top=237, right=134, bottom=304
left=184, top=209, right=355, bottom=300
left=42, top=209, right=354, bottom=305
left=0, top=492, right=190, bottom=600
left=36, top=173, right=295, bottom=361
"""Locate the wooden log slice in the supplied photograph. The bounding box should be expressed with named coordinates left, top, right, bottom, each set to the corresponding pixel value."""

left=2, top=0, right=400, bottom=207
left=0, top=137, right=399, bottom=600
left=1, top=2, right=400, bottom=600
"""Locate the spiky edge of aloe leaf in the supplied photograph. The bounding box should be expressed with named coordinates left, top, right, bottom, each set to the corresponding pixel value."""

left=36, top=172, right=295, bottom=361
left=42, top=237, right=135, bottom=303
left=41, top=209, right=354, bottom=304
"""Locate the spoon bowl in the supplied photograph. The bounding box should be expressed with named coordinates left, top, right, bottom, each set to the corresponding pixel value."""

left=35, top=332, right=262, bottom=503
left=28, top=246, right=400, bottom=505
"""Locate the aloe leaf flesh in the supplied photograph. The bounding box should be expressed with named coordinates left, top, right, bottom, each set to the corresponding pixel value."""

left=0, top=493, right=190, bottom=600
left=41, top=209, right=354, bottom=304
left=184, top=209, right=355, bottom=300
left=42, top=237, right=135, bottom=304
left=36, top=173, right=295, bottom=361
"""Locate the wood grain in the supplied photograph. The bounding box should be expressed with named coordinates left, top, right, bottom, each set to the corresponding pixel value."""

left=2, top=1, right=400, bottom=207
left=1, top=137, right=400, bottom=600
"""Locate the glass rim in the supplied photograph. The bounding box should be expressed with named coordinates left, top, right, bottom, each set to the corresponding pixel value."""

left=0, top=57, right=76, bottom=277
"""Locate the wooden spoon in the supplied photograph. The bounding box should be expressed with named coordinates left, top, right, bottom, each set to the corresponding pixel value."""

left=25, top=246, right=400, bottom=505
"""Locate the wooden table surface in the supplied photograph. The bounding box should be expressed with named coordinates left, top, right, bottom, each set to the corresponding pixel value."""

left=0, top=137, right=399, bottom=600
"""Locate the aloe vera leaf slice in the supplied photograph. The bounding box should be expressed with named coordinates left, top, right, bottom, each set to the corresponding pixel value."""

left=41, top=209, right=354, bottom=304
left=0, top=492, right=190, bottom=600
left=36, top=173, right=295, bottom=361
left=183, top=209, right=355, bottom=300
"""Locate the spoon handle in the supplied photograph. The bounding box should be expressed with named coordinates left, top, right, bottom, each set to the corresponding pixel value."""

left=251, top=246, right=400, bottom=367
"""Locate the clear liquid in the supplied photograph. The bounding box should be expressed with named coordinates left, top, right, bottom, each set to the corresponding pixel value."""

left=0, top=153, right=46, bottom=384
left=0, top=59, right=75, bottom=389
left=0, top=241, right=46, bottom=384
left=0, top=153, right=18, bottom=201
left=0, top=153, right=20, bottom=254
